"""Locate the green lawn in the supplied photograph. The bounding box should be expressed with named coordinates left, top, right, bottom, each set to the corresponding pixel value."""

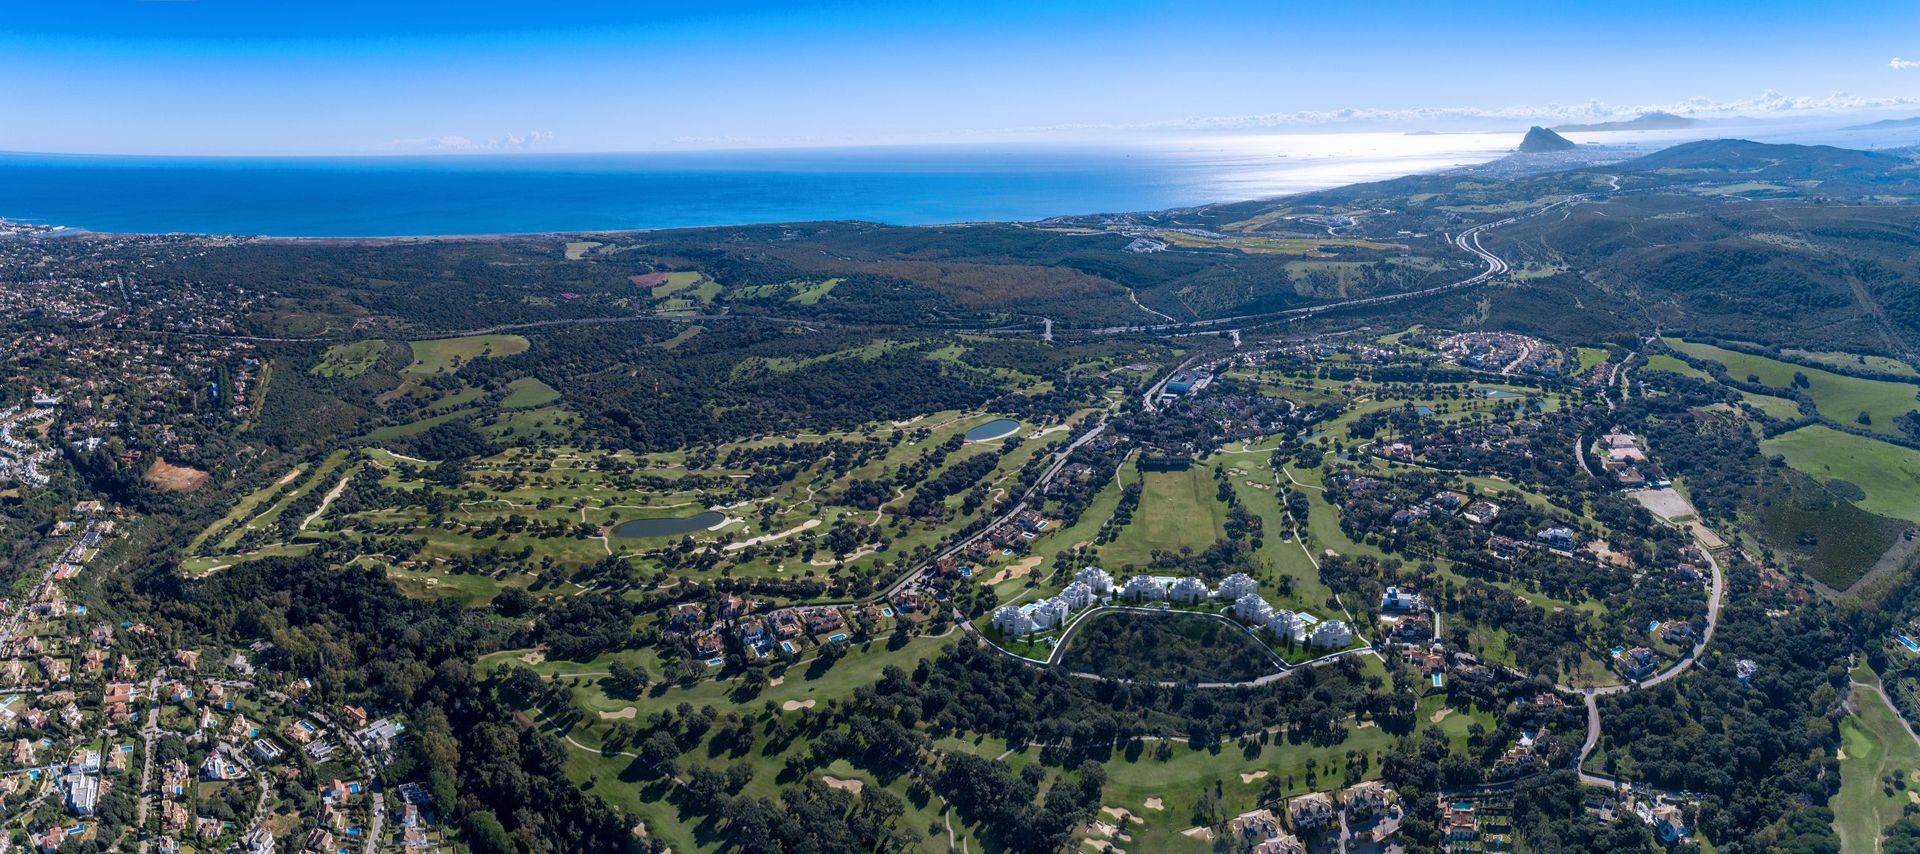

left=501, top=377, right=562, bottom=409
left=311, top=339, right=387, bottom=378
left=1643, top=354, right=1710, bottom=380
left=1100, top=465, right=1230, bottom=572
left=1761, top=426, right=1920, bottom=523
left=1834, top=672, right=1920, bottom=854
left=1668, top=339, right=1920, bottom=437
left=404, top=334, right=530, bottom=376
left=1576, top=347, right=1610, bottom=373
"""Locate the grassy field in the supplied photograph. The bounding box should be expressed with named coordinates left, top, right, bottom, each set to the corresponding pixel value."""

left=1761, top=426, right=1920, bottom=524
left=1576, top=347, right=1609, bottom=373
left=1835, top=671, right=1920, bottom=854
left=1099, top=465, right=1230, bottom=572
left=501, top=377, right=562, bottom=409
left=311, top=339, right=387, bottom=378
left=403, top=334, right=530, bottom=376
left=1643, top=354, right=1710, bottom=380
left=1785, top=348, right=1919, bottom=378
left=1667, top=339, right=1920, bottom=437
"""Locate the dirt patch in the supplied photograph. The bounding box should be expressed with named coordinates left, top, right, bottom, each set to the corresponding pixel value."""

left=145, top=459, right=210, bottom=492
left=598, top=707, right=637, bottom=720
left=821, top=775, right=864, bottom=795
left=1630, top=487, right=1696, bottom=523
left=628, top=272, right=669, bottom=288
left=985, top=555, right=1044, bottom=586
left=1683, top=520, right=1725, bottom=549
left=781, top=699, right=817, bottom=712
left=1239, top=770, right=1269, bottom=784
left=1430, top=707, right=1454, bottom=723
left=1143, top=798, right=1163, bottom=810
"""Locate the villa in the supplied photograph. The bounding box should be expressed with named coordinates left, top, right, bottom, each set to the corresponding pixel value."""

left=1216, top=572, right=1259, bottom=601
left=1309, top=620, right=1353, bottom=649
left=1234, top=593, right=1274, bottom=623
left=1536, top=526, right=1577, bottom=552
left=1030, top=597, right=1073, bottom=631
left=1380, top=586, right=1424, bottom=612
left=1074, top=567, right=1113, bottom=595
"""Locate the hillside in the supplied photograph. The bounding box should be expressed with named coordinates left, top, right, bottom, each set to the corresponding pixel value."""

left=1517, top=126, right=1577, bottom=152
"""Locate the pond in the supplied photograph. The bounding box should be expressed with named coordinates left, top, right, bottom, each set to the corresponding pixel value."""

left=964, top=418, right=1021, bottom=442
left=611, top=510, right=726, bottom=538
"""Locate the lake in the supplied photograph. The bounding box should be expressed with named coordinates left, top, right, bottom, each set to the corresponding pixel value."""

left=611, top=510, right=726, bottom=538
left=964, top=418, right=1022, bottom=442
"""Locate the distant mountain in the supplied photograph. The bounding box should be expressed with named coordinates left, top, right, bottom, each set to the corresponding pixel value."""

left=1609, top=138, right=1920, bottom=193
left=1553, top=112, right=1697, bottom=133
left=1517, top=126, right=1576, bottom=153
left=1842, top=116, right=1920, bottom=131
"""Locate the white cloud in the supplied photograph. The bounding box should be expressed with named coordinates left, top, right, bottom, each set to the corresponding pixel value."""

left=1145, top=90, right=1920, bottom=132
left=1892, top=57, right=1920, bottom=70
left=385, top=130, right=553, bottom=152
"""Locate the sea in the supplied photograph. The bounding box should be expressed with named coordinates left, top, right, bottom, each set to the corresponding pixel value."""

left=0, top=132, right=1531, bottom=238
left=2, top=124, right=1914, bottom=238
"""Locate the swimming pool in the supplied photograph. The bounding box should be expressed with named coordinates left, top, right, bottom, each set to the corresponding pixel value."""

left=1431, top=673, right=1444, bottom=687
left=1899, top=635, right=1920, bottom=653
left=827, top=633, right=848, bottom=642
left=780, top=641, right=796, bottom=653
left=879, top=607, right=893, bottom=617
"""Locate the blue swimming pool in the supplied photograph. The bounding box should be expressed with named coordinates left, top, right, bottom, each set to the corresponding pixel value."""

left=1431, top=673, right=1444, bottom=687
left=1899, top=635, right=1919, bottom=653
left=827, top=633, right=848, bottom=642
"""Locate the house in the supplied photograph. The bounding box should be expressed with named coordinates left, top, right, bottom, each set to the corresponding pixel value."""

left=769, top=610, right=804, bottom=639
left=1168, top=577, right=1212, bottom=604
left=671, top=602, right=704, bottom=628
left=1309, top=620, right=1353, bottom=649
left=1390, top=615, right=1433, bottom=643
left=1660, top=621, right=1697, bottom=644
left=693, top=632, right=724, bottom=658
left=1234, top=593, right=1274, bottom=624
left=1288, top=791, right=1337, bottom=830
left=1380, top=586, right=1424, bottom=612
left=1252, top=836, right=1308, bottom=854
left=1647, top=803, right=1691, bottom=842
left=162, top=800, right=189, bottom=833
left=1074, top=567, right=1113, bottom=595
left=804, top=608, right=845, bottom=635
left=719, top=594, right=753, bottom=619
left=1229, top=808, right=1284, bottom=845
left=1343, top=781, right=1397, bottom=821
left=1624, top=647, right=1658, bottom=680
left=1216, top=572, right=1259, bottom=601
left=737, top=619, right=767, bottom=644
left=992, top=605, right=1038, bottom=637
left=1536, top=526, right=1577, bottom=552
left=173, top=649, right=200, bottom=670
left=1735, top=659, right=1759, bottom=685
left=242, top=827, right=276, bottom=854
left=1121, top=575, right=1167, bottom=601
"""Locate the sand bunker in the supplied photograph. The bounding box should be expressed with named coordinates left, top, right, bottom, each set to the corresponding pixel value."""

left=1430, top=707, right=1454, bottom=723
left=821, top=775, right=863, bottom=795
left=1181, top=826, right=1216, bottom=841
left=781, top=699, right=817, bottom=712
left=985, top=555, right=1043, bottom=585
left=598, top=707, right=637, bottom=720
left=1239, top=770, right=1269, bottom=783
left=1143, top=798, right=1163, bottom=810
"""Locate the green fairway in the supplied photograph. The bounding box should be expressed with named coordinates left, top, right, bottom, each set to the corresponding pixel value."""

left=1100, top=465, right=1230, bottom=571
left=311, top=339, right=387, bottom=378
left=1761, top=426, right=1920, bottom=523
left=403, top=334, right=530, bottom=376
left=1834, top=675, right=1920, bottom=853
left=1668, top=339, right=1920, bottom=437
left=501, top=377, right=562, bottom=409
left=1576, top=347, right=1609, bottom=373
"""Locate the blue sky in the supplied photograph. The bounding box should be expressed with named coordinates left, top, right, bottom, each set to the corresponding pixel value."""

left=4, top=0, right=1918, bottom=155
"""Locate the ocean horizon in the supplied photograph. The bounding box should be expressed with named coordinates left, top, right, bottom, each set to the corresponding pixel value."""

left=0, top=134, right=1535, bottom=238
